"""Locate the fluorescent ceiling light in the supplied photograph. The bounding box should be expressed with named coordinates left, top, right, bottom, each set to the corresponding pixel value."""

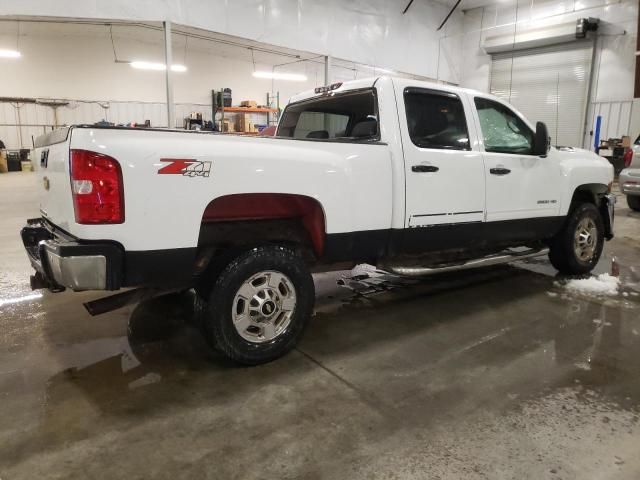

left=253, top=71, right=307, bottom=81
left=0, top=49, right=21, bottom=58
left=130, top=61, right=187, bottom=72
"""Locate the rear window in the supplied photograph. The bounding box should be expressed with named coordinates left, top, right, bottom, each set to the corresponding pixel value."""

left=277, top=89, right=378, bottom=141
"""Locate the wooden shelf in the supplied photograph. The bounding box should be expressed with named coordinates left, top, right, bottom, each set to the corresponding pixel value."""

left=217, top=106, right=278, bottom=113
left=219, top=131, right=261, bottom=136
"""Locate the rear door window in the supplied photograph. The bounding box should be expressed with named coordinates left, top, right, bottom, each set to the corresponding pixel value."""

left=403, top=89, right=470, bottom=151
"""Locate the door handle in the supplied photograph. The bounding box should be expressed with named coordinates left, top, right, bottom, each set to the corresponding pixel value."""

left=412, top=164, right=439, bottom=173
left=489, top=167, right=511, bottom=175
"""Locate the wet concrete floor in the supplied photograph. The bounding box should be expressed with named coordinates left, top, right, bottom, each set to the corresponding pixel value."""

left=1, top=172, right=640, bottom=479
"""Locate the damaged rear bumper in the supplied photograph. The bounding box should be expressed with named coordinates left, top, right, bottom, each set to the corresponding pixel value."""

left=21, top=218, right=123, bottom=291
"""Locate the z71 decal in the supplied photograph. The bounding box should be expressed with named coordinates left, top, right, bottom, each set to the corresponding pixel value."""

left=158, top=159, right=212, bottom=177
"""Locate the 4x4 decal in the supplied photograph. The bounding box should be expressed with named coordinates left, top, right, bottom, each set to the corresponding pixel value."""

left=158, top=159, right=211, bottom=177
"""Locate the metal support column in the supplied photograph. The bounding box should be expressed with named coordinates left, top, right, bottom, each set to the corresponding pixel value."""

left=635, top=0, right=640, bottom=98
left=323, top=56, right=332, bottom=132
left=163, top=20, right=175, bottom=129
left=324, top=55, right=332, bottom=85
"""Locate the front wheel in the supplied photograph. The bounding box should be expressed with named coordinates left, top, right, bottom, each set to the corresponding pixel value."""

left=627, top=195, right=640, bottom=211
left=202, top=245, right=315, bottom=365
left=548, top=203, right=605, bottom=275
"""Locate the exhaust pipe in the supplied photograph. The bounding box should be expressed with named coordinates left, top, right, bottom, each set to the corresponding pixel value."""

left=83, top=287, right=182, bottom=316
left=381, top=248, right=549, bottom=277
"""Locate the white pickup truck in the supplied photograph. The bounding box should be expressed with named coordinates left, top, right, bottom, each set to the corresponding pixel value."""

left=22, top=76, right=615, bottom=364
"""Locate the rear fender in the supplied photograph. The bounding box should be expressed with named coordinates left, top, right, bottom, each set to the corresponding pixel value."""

left=200, top=193, right=326, bottom=256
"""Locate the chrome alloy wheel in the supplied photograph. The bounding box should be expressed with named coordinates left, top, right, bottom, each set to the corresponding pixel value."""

left=573, top=217, right=598, bottom=262
left=232, top=271, right=297, bottom=343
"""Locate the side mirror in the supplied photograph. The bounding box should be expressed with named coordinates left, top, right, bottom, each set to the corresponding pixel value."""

left=534, top=121, right=550, bottom=157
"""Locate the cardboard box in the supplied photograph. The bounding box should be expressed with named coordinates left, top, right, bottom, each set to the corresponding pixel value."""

left=21, top=161, right=33, bottom=172
left=221, top=119, right=235, bottom=133
left=240, top=100, right=258, bottom=108
left=622, top=136, right=631, bottom=148
left=0, top=151, right=7, bottom=173
left=236, top=116, right=253, bottom=132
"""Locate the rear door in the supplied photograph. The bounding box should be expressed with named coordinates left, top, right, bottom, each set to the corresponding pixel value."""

left=394, top=80, right=485, bottom=252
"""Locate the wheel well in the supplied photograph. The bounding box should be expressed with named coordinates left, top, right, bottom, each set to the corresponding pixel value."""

left=198, top=193, right=326, bottom=257
left=570, top=184, right=608, bottom=208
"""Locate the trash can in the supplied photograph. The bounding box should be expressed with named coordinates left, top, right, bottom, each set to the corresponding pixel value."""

left=7, top=151, right=22, bottom=172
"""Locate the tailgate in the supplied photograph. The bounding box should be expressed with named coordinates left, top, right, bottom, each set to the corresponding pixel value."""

left=33, top=127, right=75, bottom=231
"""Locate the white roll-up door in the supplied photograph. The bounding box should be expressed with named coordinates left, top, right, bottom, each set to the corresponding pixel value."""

left=490, top=42, right=593, bottom=148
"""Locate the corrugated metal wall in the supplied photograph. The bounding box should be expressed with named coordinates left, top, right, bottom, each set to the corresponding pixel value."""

left=490, top=43, right=593, bottom=148
left=0, top=100, right=212, bottom=149
left=583, top=100, right=634, bottom=148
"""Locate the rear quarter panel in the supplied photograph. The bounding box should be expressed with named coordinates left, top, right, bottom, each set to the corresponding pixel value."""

left=67, top=128, right=393, bottom=251
left=34, top=128, right=76, bottom=231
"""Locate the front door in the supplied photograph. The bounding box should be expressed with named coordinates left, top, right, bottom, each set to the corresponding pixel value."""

left=395, top=81, right=486, bottom=252
left=472, top=96, right=562, bottom=223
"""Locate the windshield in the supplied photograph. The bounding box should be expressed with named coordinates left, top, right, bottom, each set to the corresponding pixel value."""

left=277, top=89, right=378, bottom=141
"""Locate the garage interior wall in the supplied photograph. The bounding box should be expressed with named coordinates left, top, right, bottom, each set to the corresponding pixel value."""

left=459, top=0, right=638, bottom=149
left=0, top=21, right=434, bottom=149
left=1, top=0, right=465, bottom=85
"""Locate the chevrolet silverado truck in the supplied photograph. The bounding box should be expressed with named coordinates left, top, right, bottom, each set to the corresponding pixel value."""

left=22, top=76, right=615, bottom=365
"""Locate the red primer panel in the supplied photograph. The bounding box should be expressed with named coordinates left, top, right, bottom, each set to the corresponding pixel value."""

left=202, top=193, right=326, bottom=256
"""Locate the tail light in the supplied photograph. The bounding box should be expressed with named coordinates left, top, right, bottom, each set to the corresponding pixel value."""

left=623, top=148, right=633, bottom=168
left=70, top=149, right=124, bottom=224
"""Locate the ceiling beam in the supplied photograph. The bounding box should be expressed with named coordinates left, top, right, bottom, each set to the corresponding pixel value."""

left=437, top=0, right=463, bottom=31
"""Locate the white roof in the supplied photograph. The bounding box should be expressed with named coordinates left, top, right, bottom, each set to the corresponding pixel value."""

left=287, top=75, right=486, bottom=105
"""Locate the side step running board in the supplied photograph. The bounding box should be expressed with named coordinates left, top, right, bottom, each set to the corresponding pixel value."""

left=381, top=247, right=549, bottom=277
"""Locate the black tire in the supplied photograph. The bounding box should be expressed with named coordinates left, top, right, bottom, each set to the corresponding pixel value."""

left=202, top=245, right=314, bottom=365
left=548, top=202, right=604, bottom=275
left=627, top=195, right=640, bottom=211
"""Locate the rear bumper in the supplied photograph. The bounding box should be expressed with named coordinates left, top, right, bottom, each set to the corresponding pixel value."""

left=21, top=219, right=123, bottom=291
left=619, top=170, right=640, bottom=196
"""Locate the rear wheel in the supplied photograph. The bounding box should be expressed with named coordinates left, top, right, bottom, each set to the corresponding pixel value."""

left=627, top=195, right=640, bottom=211
left=548, top=202, right=604, bottom=275
left=202, top=245, right=314, bottom=365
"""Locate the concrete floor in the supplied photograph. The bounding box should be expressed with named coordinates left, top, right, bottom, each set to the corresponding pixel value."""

left=1, top=171, right=640, bottom=480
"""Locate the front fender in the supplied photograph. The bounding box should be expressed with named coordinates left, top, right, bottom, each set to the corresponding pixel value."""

left=557, top=148, right=613, bottom=215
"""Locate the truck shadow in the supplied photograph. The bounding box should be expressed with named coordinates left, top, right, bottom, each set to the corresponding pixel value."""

left=10, top=264, right=638, bottom=468
left=40, top=265, right=638, bottom=405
